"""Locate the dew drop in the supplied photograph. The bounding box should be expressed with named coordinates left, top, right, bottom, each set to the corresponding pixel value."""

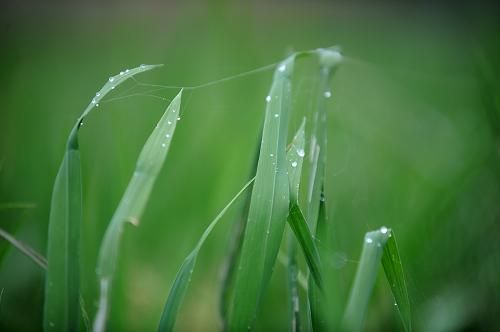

left=162, top=143, right=166, bottom=148
left=291, top=161, right=298, bottom=168
left=274, top=113, right=279, bottom=118
left=380, top=226, right=388, bottom=234
left=165, top=134, right=170, bottom=138
left=167, top=121, right=172, bottom=125
left=266, top=95, right=271, bottom=102
left=120, top=71, right=124, bottom=76
left=140, top=64, right=146, bottom=68
left=297, top=148, right=305, bottom=157
left=91, top=99, right=96, bottom=104
left=270, top=153, right=274, bottom=157
left=125, top=69, right=130, bottom=73
left=278, top=64, right=286, bottom=72
left=324, top=91, right=332, bottom=98
left=96, top=92, right=101, bottom=97
left=111, top=86, right=115, bottom=90
left=365, top=237, right=373, bottom=244
left=109, top=77, right=115, bottom=82
left=177, top=117, right=181, bottom=121
left=95, top=103, right=99, bottom=107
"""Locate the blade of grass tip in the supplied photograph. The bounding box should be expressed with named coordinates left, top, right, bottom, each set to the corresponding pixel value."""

left=0, top=227, right=47, bottom=269
left=157, top=177, right=254, bottom=332
left=219, top=127, right=262, bottom=325
left=382, top=229, right=411, bottom=332
left=341, top=227, right=391, bottom=332
left=44, top=64, right=161, bottom=332
left=228, top=55, right=295, bottom=330
left=93, top=89, right=182, bottom=332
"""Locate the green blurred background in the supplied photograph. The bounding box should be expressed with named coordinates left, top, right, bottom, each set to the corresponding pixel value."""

left=1, top=0, right=499, bottom=331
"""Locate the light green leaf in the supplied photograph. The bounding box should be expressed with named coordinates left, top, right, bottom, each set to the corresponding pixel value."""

left=44, top=64, right=161, bottom=332
left=157, top=178, right=254, bottom=332
left=93, top=89, right=182, bottom=332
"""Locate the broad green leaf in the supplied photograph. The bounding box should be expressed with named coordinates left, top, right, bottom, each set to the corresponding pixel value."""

left=342, top=227, right=411, bottom=332
left=157, top=178, right=254, bottom=332
left=44, top=64, right=161, bottom=332
left=382, top=230, right=411, bottom=332
left=228, top=56, right=295, bottom=330
left=93, top=89, right=182, bottom=332
left=0, top=227, right=47, bottom=269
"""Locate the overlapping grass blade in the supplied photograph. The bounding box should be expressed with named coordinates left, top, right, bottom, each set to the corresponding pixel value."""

left=0, top=227, right=47, bottom=269
left=228, top=56, right=295, bottom=330
left=44, top=63, right=161, bottom=332
left=342, top=227, right=410, bottom=332
left=93, top=89, right=182, bottom=332
left=157, top=178, right=254, bottom=332
left=382, top=231, right=411, bottom=332
left=304, top=48, right=342, bottom=331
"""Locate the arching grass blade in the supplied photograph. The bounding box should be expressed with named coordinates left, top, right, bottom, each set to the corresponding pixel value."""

left=93, top=89, right=182, bottom=332
left=44, top=64, right=161, bottom=332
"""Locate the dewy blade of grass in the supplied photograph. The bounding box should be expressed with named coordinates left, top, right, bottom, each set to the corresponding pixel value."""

left=92, top=89, right=182, bottom=332
left=44, top=64, right=161, bottom=332
left=286, top=120, right=323, bottom=289
left=342, top=227, right=411, bottom=332
left=157, top=178, right=255, bottom=332
left=382, top=231, right=411, bottom=332
left=227, top=56, right=295, bottom=330
left=0, top=227, right=47, bottom=269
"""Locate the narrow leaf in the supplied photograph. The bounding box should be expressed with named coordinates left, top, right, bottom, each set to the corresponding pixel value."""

left=341, top=227, right=391, bottom=332
left=93, top=89, right=182, bottom=332
left=228, top=56, right=295, bottom=330
left=157, top=178, right=254, bottom=332
left=382, top=230, right=411, bottom=332
left=44, top=64, right=161, bottom=332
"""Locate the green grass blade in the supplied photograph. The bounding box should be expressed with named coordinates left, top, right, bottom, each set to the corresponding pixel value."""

left=308, top=191, right=329, bottom=331
left=287, top=231, right=301, bottom=332
left=286, top=121, right=322, bottom=289
left=342, top=228, right=391, bottom=332
left=228, top=56, right=295, bottom=330
left=0, top=227, right=47, bottom=269
left=288, top=204, right=323, bottom=290
left=157, top=178, right=254, bottom=332
left=44, top=64, right=161, bottom=332
left=382, top=230, right=411, bottom=332
left=93, top=89, right=182, bottom=332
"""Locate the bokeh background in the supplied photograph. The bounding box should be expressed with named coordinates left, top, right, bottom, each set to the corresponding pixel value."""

left=1, top=0, right=499, bottom=331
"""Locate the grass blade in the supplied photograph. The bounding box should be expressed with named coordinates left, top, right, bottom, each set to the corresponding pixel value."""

left=44, top=64, right=161, bottom=332
left=382, top=230, right=411, bottom=332
left=341, top=228, right=411, bottom=332
left=157, top=178, right=254, bottom=332
left=93, top=89, right=182, bottom=332
left=228, top=56, right=295, bottom=330
left=0, top=227, right=47, bottom=269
